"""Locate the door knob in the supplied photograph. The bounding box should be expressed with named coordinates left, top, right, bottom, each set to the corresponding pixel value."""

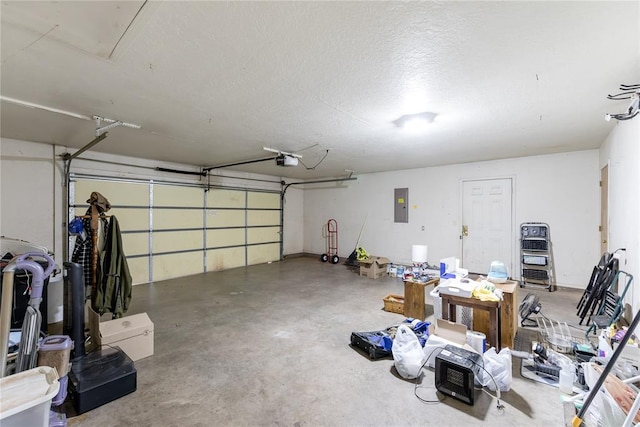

left=462, top=225, right=469, bottom=237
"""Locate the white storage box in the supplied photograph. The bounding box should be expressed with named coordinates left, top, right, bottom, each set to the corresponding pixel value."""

left=0, top=366, right=60, bottom=427
left=437, top=278, right=477, bottom=298
left=97, top=312, right=154, bottom=361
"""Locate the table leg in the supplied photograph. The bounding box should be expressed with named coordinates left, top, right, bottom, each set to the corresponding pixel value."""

left=497, top=307, right=502, bottom=349
left=489, top=308, right=498, bottom=349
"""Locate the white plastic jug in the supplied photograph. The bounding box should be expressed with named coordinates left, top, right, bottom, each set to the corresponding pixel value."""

left=559, top=365, right=574, bottom=394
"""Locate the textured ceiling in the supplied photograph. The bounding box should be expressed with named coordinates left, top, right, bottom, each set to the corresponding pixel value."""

left=1, top=1, right=639, bottom=179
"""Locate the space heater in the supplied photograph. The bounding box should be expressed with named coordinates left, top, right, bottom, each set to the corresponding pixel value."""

left=435, top=345, right=483, bottom=405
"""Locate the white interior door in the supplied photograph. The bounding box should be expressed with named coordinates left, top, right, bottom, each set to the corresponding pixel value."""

left=461, top=178, right=513, bottom=276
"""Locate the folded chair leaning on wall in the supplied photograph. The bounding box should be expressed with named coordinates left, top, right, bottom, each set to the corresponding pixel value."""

left=578, top=255, right=620, bottom=325
left=576, top=252, right=611, bottom=317
left=585, top=271, right=633, bottom=341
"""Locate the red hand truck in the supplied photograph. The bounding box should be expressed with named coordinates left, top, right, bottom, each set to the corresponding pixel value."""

left=321, top=219, right=340, bottom=264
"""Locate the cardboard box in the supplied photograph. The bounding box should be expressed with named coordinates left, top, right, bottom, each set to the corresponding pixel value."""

left=424, top=318, right=477, bottom=368
left=359, top=256, right=391, bottom=279
left=430, top=318, right=469, bottom=345
left=95, top=312, right=154, bottom=361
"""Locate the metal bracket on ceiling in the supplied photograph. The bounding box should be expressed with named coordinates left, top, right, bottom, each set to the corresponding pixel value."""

left=61, top=115, right=141, bottom=161
left=94, top=115, right=141, bottom=136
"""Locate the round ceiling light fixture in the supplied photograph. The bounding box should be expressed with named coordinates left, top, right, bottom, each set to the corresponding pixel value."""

left=393, top=111, right=437, bottom=133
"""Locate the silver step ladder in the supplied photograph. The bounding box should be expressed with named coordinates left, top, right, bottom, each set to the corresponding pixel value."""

left=519, top=222, right=555, bottom=291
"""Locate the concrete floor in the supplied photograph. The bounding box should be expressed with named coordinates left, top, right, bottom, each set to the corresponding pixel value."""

left=66, top=256, right=588, bottom=427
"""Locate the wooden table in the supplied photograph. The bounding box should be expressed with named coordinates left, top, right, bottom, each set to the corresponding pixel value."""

left=403, top=278, right=439, bottom=320
left=473, top=281, right=518, bottom=349
left=437, top=279, right=519, bottom=350
left=441, top=293, right=501, bottom=349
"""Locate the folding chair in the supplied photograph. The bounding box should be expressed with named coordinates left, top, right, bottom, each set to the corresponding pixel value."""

left=576, top=252, right=610, bottom=313
left=585, top=271, right=633, bottom=339
left=578, top=257, right=619, bottom=325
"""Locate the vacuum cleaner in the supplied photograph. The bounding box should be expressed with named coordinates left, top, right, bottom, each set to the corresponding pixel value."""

left=1, top=252, right=55, bottom=377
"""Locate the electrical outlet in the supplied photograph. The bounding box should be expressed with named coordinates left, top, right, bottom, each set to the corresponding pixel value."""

left=421, top=225, right=425, bottom=231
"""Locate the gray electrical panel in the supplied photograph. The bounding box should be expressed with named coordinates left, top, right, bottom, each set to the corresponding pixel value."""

left=394, top=188, right=408, bottom=223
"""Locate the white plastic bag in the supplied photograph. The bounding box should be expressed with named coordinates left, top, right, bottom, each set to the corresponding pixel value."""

left=481, top=347, right=512, bottom=391
left=392, top=325, right=425, bottom=379
left=583, top=362, right=629, bottom=427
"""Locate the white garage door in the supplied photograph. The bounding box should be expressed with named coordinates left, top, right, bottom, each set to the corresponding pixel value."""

left=70, top=175, right=281, bottom=284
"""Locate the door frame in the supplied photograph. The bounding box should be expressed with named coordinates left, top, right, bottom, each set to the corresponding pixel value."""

left=600, top=162, right=609, bottom=255
left=459, top=175, right=517, bottom=278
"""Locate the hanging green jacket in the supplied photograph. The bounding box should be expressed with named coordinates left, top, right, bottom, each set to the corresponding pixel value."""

left=95, top=216, right=132, bottom=318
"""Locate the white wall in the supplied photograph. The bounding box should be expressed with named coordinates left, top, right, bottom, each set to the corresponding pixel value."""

left=303, top=150, right=600, bottom=288
left=283, top=186, right=304, bottom=255
left=0, top=138, right=611, bottom=290
left=599, top=118, right=640, bottom=314
left=0, top=139, right=59, bottom=256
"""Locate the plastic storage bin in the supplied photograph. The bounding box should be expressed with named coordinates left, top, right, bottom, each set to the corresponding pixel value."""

left=38, top=335, right=72, bottom=377
left=68, top=346, right=137, bottom=414
left=38, top=335, right=72, bottom=409
left=0, top=366, right=60, bottom=427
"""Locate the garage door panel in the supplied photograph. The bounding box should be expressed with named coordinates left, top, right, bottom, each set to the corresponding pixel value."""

left=154, top=185, right=202, bottom=207
left=74, top=180, right=149, bottom=206
left=107, top=208, right=148, bottom=231
left=247, top=227, right=280, bottom=244
left=154, top=209, right=202, bottom=229
left=153, top=252, right=202, bottom=282
left=247, top=192, right=279, bottom=209
left=247, top=243, right=279, bottom=265
left=207, top=210, right=245, bottom=227
left=247, top=210, right=279, bottom=226
left=121, top=233, right=149, bottom=256
left=207, top=189, right=245, bottom=208
left=127, top=256, right=149, bottom=285
left=153, top=230, right=202, bottom=252
left=206, top=247, right=245, bottom=271
left=206, top=229, right=244, bottom=247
